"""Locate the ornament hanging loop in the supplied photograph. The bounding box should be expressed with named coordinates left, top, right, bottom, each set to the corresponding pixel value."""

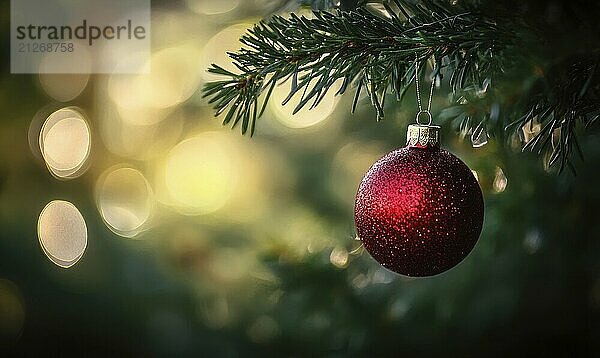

left=415, top=110, right=433, bottom=126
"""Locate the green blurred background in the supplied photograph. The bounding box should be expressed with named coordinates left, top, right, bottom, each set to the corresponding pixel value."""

left=0, top=0, right=598, bottom=356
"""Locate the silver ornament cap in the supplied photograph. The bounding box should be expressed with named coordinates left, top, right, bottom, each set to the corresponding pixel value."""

left=406, top=124, right=440, bottom=149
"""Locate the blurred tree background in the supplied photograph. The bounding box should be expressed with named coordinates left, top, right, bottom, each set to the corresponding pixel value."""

left=0, top=0, right=598, bottom=356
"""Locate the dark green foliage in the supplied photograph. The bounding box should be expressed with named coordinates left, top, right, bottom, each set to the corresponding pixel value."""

left=508, top=57, right=600, bottom=173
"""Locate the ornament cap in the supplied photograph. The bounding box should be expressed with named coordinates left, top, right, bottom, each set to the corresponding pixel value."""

left=406, top=124, right=440, bottom=149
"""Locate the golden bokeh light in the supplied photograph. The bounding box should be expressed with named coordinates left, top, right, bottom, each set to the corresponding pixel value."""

left=28, top=106, right=57, bottom=161
left=187, top=0, right=240, bottom=15
left=493, top=166, right=508, bottom=193
left=42, top=118, right=89, bottom=169
left=137, top=46, right=203, bottom=109
left=268, top=79, right=340, bottom=129
left=39, top=107, right=91, bottom=179
left=150, top=124, right=271, bottom=222
left=201, top=23, right=252, bottom=82
left=96, top=166, right=154, bottom=238
left=108, top=44, right=202, bottom=125
left=114, top=105, right=173, bottom=129
left=39, top=73, right=90, bottom=102
left=97, top=102, right=184, bottom=160
left=152, top=10, right=211, bottom=47
left=37, top=41, right=92, bottom=74
left=330, top=141, right=386, bottom=206
left=329, top=247, right=349, bottom=268
left=37, top=200, right=88, bottom=268
left=160, top=133, right=237, bottom=215
left=203, top=137, right=272, bottom=224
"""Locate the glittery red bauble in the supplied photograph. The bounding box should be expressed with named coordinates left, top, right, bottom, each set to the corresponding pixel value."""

left=354, top=146, right=484, bottom=277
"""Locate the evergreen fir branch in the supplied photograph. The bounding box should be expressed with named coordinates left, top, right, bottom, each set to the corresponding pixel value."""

left=202, top=0, right=513, bottom=136
left=202, top=0, right=599, bottom=171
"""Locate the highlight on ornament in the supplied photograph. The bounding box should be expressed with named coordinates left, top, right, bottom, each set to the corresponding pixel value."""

left=38, top=107, right=91, bottom=180
left=37, top=200, right=88, bottom=268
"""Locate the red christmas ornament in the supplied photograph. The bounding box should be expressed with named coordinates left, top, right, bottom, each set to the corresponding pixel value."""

left=354, top=124, right=484, bottom=277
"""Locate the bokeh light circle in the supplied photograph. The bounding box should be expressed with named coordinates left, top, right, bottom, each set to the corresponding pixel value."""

left=39, top=73, right=90, bottom=102
left=163, top=133, right=236, bottom=215
left=98, top=104, right=184, bottom=160
left=38, top=42, right=92, bottom=74
left=330, top=141, right=386, bottom=205
left=268, top=80, right=340, bottom=129
left=201, top=24, right=252, bottom=82
left=39, top=107, right=91, bottom=179
left=108, top=45, right=202, bottom=122
left=37, top=200, right=87, bottom=268
left=96, top=166, right=154, bottom=238
left=187, top=0, right=240, bottom=15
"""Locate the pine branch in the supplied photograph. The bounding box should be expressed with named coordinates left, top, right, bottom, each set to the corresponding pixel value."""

left=202, top=0, right=600, bottom=171
left=202, top=0, right=513, bottom=136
